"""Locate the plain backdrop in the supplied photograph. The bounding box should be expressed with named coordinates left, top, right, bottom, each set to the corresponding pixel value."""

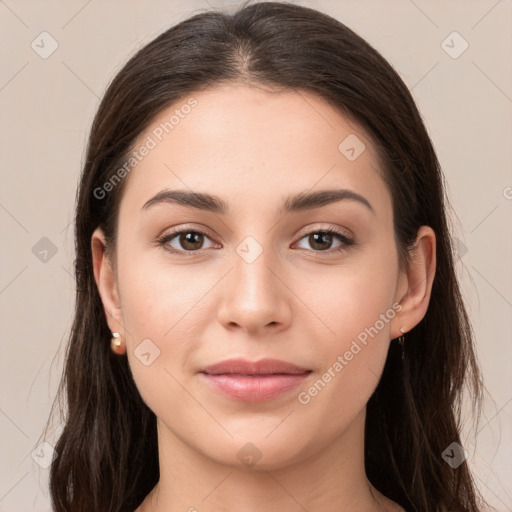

left=0, top=0, right=511, bottom=510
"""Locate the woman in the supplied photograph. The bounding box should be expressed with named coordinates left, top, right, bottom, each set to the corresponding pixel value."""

left=45, top=1, right=485, bottom=511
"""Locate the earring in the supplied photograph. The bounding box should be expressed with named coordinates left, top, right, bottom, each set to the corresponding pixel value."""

left=110, top=332, right=126, bottom=355
left=398, top=327, right=406, bottom=360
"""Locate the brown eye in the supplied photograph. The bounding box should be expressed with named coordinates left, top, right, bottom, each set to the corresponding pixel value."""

left=178, top=232, right=205, bottom=251
left=308, top=232, right=335, bottom=251
left=295, top=228, right=354, bottom=253
left=158, top=229, right=216, bottom=253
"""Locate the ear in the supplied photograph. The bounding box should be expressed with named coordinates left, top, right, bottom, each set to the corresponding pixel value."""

left=392, top=225, right=436, bottom=338
left=91, top=227, right=124, bottom=334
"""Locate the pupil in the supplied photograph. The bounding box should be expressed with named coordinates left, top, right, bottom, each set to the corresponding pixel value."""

left=182, top=232, right=202, bottom=249
left=311, top=232, right=332, bottom=250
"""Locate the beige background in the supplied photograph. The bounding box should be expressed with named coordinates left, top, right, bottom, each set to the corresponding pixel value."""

left=0, top=0, right=511, bottom=510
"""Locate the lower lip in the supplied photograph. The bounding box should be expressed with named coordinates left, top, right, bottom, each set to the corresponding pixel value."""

left=201, top=373, right=310, bottom=402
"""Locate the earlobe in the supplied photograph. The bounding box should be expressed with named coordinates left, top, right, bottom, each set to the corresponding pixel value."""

left=393, top=225, right=436, bottom=337
left=91, top=228, right=124, bottom=334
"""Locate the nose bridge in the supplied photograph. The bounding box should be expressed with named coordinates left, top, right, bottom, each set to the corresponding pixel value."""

left=217, top=234, right=289, bottom=332
left=233, top=234, right=280, bottom=307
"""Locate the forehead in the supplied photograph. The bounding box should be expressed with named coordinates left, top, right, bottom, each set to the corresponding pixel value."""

left=118, top=84, right=390, bottom=218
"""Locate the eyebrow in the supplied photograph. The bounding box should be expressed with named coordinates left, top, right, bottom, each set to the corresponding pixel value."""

left=141, top=188, right=374, bottom=215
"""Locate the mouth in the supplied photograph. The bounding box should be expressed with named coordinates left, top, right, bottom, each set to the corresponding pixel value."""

left=199, top=358, right=312, bottom=402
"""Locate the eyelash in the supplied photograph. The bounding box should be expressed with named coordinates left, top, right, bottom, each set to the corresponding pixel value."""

left=156, top=226, right=355, bottom=256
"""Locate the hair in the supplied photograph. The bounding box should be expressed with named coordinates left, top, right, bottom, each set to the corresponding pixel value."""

left=44, top=1, right=485, bottom=511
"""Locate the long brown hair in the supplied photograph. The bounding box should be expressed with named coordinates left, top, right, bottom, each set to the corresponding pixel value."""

left=44, top=1, right=485, bottom=510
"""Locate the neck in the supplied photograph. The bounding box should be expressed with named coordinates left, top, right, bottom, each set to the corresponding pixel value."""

left=137, top=408, right=399, bottom=512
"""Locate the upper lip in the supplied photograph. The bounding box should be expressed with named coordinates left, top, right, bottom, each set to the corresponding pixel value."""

left=200, top=358, right=311, bottom=376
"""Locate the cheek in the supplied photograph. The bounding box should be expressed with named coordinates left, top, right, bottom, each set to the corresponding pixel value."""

left=304, top=247, right=398, bottom=347
left=116, top=248, right=214, bottom=410
left=295, top=249, right=398, bottom=414
left=117, top=249, right=209, bottom=338
left=296, top=300, right=395, bottom=443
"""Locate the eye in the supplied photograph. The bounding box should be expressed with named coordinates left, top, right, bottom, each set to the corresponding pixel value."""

left=294, top=228, right=354, bottom=253
left=156, top=228, right=217, bottom=253
left=156, top=226, right=354, bottom=255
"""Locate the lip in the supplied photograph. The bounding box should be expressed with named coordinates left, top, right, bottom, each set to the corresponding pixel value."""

left=199, top=358, right=312, bottom=402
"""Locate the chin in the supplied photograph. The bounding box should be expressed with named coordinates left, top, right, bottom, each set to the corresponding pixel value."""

left=200, top=433, right=314, bottom=472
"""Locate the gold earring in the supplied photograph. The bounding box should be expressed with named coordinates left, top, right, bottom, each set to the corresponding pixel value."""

left=111, top=332, right=126, bottom=355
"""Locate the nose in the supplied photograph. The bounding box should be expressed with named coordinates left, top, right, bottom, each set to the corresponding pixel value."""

left=217, top=245, right=292, bottom=336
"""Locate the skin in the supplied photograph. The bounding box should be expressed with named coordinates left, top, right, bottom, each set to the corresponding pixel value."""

left=92, top=83, right=436, bottom=512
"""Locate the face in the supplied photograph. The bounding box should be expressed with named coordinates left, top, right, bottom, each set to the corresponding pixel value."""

left=96, top=83, right=413, bottom=470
